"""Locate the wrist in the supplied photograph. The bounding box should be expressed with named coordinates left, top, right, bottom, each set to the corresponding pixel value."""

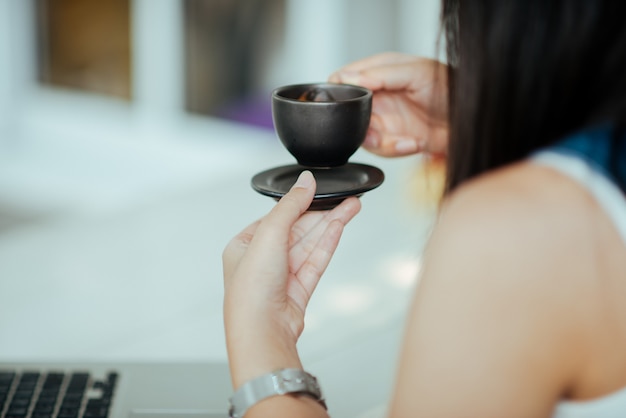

left=225, top=316, right=302, bottom=389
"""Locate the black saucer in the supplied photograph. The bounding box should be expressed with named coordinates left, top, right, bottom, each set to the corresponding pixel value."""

left=251, top=163, right=384, bottom=210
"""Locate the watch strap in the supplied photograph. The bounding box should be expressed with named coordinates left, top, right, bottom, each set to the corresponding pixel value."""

left=228, top=368, right=326, bottom=418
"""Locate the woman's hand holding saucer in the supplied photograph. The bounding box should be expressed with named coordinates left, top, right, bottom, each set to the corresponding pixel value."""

left=222, top=171, right=361, bottom=388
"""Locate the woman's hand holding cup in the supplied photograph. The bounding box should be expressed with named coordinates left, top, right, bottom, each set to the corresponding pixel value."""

left=329, top=52, right=449, bottom=158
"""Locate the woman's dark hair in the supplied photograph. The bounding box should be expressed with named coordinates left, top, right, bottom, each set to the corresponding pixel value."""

left=441, top=0, right=626, bottom=194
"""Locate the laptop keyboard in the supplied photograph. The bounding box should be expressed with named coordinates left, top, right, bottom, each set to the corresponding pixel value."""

left=0, top=370, right=118, bottom=418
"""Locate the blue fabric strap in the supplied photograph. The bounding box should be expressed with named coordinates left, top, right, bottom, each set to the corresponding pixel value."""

left=550, top=125, right=626, bottom=192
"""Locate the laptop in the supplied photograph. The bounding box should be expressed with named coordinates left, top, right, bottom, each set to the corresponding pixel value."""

left=0, top=361, right=232, bottom=418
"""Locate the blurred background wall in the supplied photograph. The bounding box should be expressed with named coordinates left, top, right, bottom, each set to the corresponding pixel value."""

left=0, top=0, right=440, bottom=223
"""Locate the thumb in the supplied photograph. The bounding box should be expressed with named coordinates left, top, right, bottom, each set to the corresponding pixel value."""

left=251, top=171, right=316, bottom=248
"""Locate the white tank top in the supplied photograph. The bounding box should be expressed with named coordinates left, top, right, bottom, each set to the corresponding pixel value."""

left=532, top=150, right=626, bottom=418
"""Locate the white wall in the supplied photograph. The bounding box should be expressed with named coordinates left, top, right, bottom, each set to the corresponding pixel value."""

left=0, top=0, right=32, bottom=141
left=267, top=0, right=441, bottom=86
left=0, top=0, right=9, bottom=136
left=132, top=0, right=184, bottom=127
left=398, top=0, right=442, bottom=58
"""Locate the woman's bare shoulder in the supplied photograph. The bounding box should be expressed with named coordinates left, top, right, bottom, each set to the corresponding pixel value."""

left=426, top=159, right=596, bottom=301
left=390, top=162, right=596, bottom=416
left=422, top=159, right=601, bottom=367
left=434, top=160, right=598, bottom=267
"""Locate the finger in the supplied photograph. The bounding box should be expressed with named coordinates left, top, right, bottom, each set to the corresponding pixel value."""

left=363, top=130, right=424, bottom=157
left=362, top=103, right=401, bottom=150
left=287, top=197, right=361, bottom=309
left=362, top=104, right=422, bottom=156
left=364, top=124, right=448, bottom=158
left=288, top=195, right=361, bottom=251
left=249, top=171, right=316, bottom=252
left=328, top=52, right=418, bottom=82
left=289, top=195, right=362, bottom=247
left=338, top=60, right=440, bottom=94
left=288, top=219, right=346, bottom=311
left=222, top=219, right=261, bottom=281
left=289, top=197, right=361, bottom=273
left=364, top=91, right=448, bottom=156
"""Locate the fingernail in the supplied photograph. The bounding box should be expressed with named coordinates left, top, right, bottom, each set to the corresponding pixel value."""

left=293, top=170, right=313, bottom=188
left=395, top=138, right=419, bottom=154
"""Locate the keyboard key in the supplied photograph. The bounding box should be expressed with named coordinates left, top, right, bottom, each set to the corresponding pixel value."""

left=19, top=372, right=40, bottom=387
left=68, top=373, right=89, bottom=387
left=34, top=404, right=56, bottom=412
left=0, top=372, right=16, bottom=393
left=0, top=371, right=16, bottom=381
left=9, top=397, right=31, bottom=407
left=37, top=392, right=59, bottom=402
left=61, top=398, right=82, bottom=408
left=12, top=389, right=34, bottom=399
left=42, top=372, right=64, bottom=388
left=6, top=405, right=29, bottom=415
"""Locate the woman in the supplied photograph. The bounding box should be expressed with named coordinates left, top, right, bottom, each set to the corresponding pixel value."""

left=222, top=1, right=626, bottom=417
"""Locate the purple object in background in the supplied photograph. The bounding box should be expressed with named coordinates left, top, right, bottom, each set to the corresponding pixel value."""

left=214, top=94, right=274, bottom=130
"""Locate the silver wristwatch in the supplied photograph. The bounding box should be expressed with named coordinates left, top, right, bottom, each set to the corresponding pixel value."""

left=228, top=368, right=326, bottom=418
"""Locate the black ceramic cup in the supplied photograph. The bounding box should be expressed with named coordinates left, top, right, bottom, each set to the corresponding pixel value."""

left=271, top=83, right=373, bottom=168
